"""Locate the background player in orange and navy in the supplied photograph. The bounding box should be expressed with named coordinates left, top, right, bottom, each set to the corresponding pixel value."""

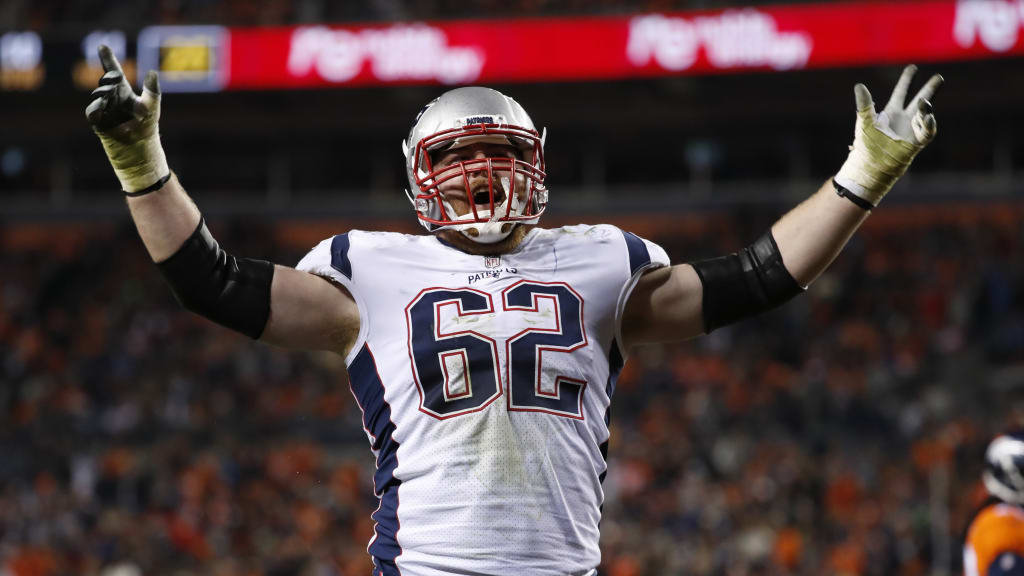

left=964, top=432, right=1024, bottom=576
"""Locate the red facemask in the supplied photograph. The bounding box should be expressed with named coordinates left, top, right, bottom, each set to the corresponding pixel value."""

left=410, top=123, right=547, bottom=242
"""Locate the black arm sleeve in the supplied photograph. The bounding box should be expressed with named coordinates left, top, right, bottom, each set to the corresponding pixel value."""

left=690, top=230, right=804, bottom=333
left=156, top=218, right=275, bottom=339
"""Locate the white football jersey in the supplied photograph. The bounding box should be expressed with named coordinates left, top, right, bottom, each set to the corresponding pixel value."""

left=296, top=225, right=669, bottom=576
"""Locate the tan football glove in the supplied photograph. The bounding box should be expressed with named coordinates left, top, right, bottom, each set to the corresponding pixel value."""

left=834, top=65, right=943, bottom=207
left=85, top=45, right=169, bottom=193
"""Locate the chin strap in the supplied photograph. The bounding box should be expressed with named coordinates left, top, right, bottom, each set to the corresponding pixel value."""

left=458, top=222, right=515, bottom=244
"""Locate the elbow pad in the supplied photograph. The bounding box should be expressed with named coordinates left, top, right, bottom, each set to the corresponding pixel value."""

left=691, top=230, right=804, bottom=333
left=156, top=218, right=275, bottom=339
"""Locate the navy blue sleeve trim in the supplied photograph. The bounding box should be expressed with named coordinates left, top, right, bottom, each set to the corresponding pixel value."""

left=622, top=230, right=652, bottom=276
left=330, top=233, right=353, bottom=280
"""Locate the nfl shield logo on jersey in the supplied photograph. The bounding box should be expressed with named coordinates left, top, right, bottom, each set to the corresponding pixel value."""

left=484, top=256, right=501, bottom=268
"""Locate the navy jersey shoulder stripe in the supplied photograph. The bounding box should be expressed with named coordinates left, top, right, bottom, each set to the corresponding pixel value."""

left=348, top=344, right=402, bottom=570
left=331, top=233, right=353, bottom=280
left=622, top=230, right=652, bottom=276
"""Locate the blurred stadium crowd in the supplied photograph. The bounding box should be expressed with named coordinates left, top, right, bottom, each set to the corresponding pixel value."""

left=2, top=203, right=1022, bottom=576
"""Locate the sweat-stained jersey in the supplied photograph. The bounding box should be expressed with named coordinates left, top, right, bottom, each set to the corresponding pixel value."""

left=964, top=503, right=1024, bottom=576
left=296, top=225, right=669, bottom=576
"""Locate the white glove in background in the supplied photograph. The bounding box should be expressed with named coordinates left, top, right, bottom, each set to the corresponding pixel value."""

left=835, top=65, right=943, bottom=207
left=85, top=45, right=169, bottom=193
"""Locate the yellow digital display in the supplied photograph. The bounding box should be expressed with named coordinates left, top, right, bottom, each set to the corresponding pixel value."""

left=136, top=26, right=226, bottom=92
left=159, top=41, right=211, bottom=73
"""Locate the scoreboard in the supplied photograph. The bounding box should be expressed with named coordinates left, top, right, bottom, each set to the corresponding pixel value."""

left=137, top=26, right=227, bottom=92
left=2, top=0, right=1023, bottom=93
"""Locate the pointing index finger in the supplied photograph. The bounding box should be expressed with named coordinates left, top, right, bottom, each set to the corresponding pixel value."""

left=97, top=44, right=124, bottom=75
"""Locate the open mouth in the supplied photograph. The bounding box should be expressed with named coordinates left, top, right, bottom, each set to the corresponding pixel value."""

left=472, top=188, right=506, bottom=206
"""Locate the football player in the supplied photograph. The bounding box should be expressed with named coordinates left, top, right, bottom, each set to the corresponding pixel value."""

left=965, top=433, right=1024, bottom=576
left=86, top=44, right=941, bottom=575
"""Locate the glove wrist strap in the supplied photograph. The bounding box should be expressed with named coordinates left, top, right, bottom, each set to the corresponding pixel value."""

left=99, top=133, right=170, bottom=193
left=834, top=148, right=893, bottom=207
left=124, top=172, right=172, bottom=197
left=832, top=178, right=873, bottom=211
left=835, top=115, right=925, bottom=207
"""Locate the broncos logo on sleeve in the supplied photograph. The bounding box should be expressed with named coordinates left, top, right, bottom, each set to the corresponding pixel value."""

left=964, top=503, right=1024, bottom=576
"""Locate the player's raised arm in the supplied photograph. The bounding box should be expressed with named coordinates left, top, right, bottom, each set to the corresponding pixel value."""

left=86, top=45, right=359, bottom=355
left=622, top=65, right=942, bottom=349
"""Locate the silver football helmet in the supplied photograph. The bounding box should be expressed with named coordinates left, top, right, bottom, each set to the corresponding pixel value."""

left=402, top=87, right=548, bottom=243
left=983, top=432, right=1024, bottom=504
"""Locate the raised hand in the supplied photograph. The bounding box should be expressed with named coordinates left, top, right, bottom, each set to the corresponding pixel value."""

left=86, top=45, right=169, bottom=194
left=835, top=65, right=943, bottom=207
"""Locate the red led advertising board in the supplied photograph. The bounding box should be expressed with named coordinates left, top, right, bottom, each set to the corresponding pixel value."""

left=3, top=0, right=1022, bottom=92
left=218, top=0, right=1024, bottom=91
